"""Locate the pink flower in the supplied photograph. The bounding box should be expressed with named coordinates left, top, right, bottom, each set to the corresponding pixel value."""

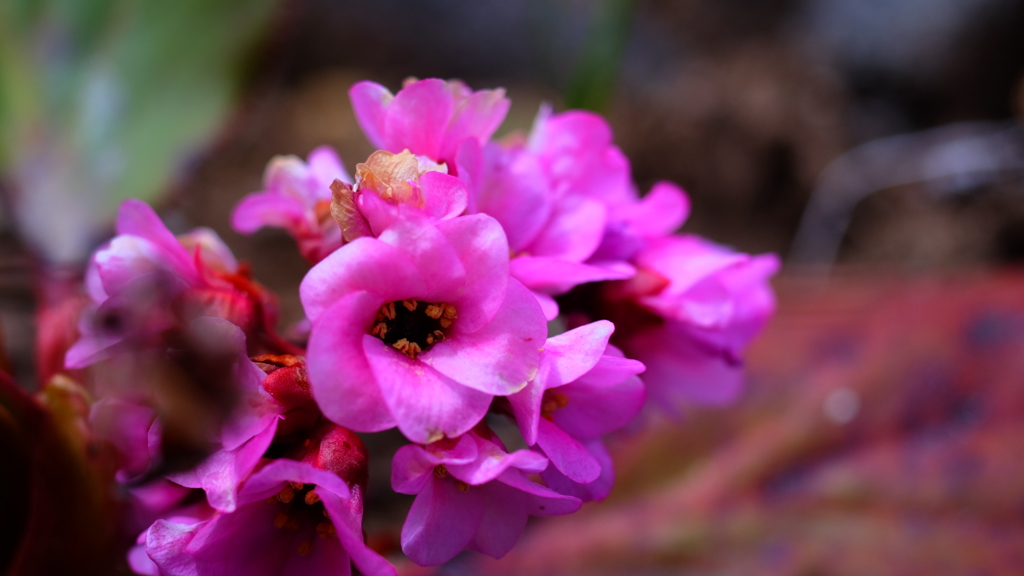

left=350, top=78, right=510, bottom=165
left=232, top=146, right=349, bottom=263
left=66, top=200, right=281, bottom=369
left=300, top=213, right=547, bottom=444
left=391, top=428, right=580, bottom=565
left=456, top=139, right=633, bottom=320
left=607, top=235, right=779, bottom=411
left=330, top=149, right=467, bottom=243
left=140, top=459, right=395, bottom=576
left=507, top=321, right=645, bottom=501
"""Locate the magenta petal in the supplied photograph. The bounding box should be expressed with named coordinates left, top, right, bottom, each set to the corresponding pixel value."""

left=540, top=439, right=615, bottom=502
left=166, top=420, right=278, bottom=513
left=627, top=181, right=690, bottom=236
left=441, top=88, right=510, bottom=160
left=349, top=81, right=393, bottom=149
left=384, top=78, right=454, bottom=159
left=535, top=418, right=600, bottom=483
left=630, top=327, right=744, bottom=411
left=543, top=320, right=614, bottom=387
left=434, top=214, right=509, bottom=331
left=475, top=148, right=551, bottom=252
left=555, top=357, right=645, bottom=439
left=300, top=237, right=423, bottom=321
left=494, top=467, right=581, bottom=516
left=376, top=214, right=466, bottom=301
left=320, top=487, right=397, bottom=576
left=231, top=192, right=306, bottom=235
left=401, top=477, right=484, bottom=566
left=511, top=256, right=634, bottom=294
left=423, top=279, right=545, bottom=396
left=364, top=337, right=491, bottom=444
left=308, top=145, right=351, bottom=185
left=146, top=519, right=201, bottom=576
left=447, top=436, right=547, bottom=485
left=468, top=482, right=530, bottom=559
left=524, top=198, right=606, bottom=263
left=418, top=171, right=468, bottom=221
left=506, top=374, right=547, bottom=446
left=115, top=199, right=197, bottom=283
left=455, top=139, right=483, bottom=213
left=392, top=436, right=480, bottom=494
left=307, top=291, right=396, bottom=433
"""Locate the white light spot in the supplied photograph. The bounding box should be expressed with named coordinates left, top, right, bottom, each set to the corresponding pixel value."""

left=824, top=387, right=860, bottom=424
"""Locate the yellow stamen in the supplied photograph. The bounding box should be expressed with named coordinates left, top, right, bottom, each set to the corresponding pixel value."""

left=456, top=481, right=469, bottom=492
left=304, top=491, right=321, bottom=505
left=434, top=465, right=449, bottom=479
left=424, top=304, right=443, bottom=319
left=402, top=298, right=418, bottom=311
left=277, top=486, right=295, bottom=504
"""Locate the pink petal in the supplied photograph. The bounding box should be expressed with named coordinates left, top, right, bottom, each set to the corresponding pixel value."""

left=506, top=371, right=547, bottom=446
left=440, top=88, right=510, bottom=161
left=307, top=291, right=396, bottom=433
left=422, top=279, right=545, bottom=396
left=554, top=355, right=645, bottom=439
left=540, top=439, right=615, bottom=502
left=401, top=477, right=484, bottom=566
left=447, top=435, right=547, bottom=485
left=376, top=214, right=466, bottom=302
left=542, top=320, right=615, bottom=387
left=115, top=200, right=197, bottom=284
left=349, top=81, right=393, bottom=149
left=231, top=192, right=307, bottom=235
left=510, top=256, right=634, bottom=295
left=434, top=214, right=509, bottom=331
left=392, top=436, right=480, bottom=494
left=624, top=181, right=690, bottom=236
left=468, top=482, right=530, bottom=559
left=307, top=145, right=351, bottom=185
left=383, top=78, right=454, bottom=159
left=418, top=171, right=468, bottom=221
left=523, top=197, right=607, bottom=263
left=494, top=467, right=581, bottom=516
left=320, top=487, right=398, bottom=576
left=535, top=292, right=559, bottom=321
left=535, top=418, right=600, bottom=483
left=474, top=147, right=551, bottom=252
left=166, top=420, right=278, bottom=513
left=146, top=519, right=201, bottom=576
left=299, top=237, right=423, bottom=322
left=364, top=336, right=491, bottom=444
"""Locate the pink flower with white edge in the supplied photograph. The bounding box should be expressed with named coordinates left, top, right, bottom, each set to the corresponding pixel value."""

left=330, top=149, right=467, bottom=243
left=457, top=139, right=634, bottom=320
left=350, top=78, right=510, bottom=166
left=301, top=212, right=547, bottom=444
left=66, top=200, right=281, bottom=369
left=232, top=146, right=350, bottom=263
left=140, top=459, right=396, bottom=576
left=391, top=427, right=580, bottom=566
left=507, top=321, right=645, bottom=501
left=607, top=235, right=779, bottom=411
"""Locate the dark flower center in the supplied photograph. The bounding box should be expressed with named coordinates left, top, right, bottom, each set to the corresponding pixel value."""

left=272, top=482, right=336, bottom=556
left=370, top=299, right=456, bottom=358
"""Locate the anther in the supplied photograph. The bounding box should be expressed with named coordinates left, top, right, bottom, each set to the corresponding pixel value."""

left=434, top=465, right=449, bottom=479
left=273, top=511, right=290, bottom=529
left=304, top=491, right=321, bottom=505
left=297, top=540, right=313, bottom=556
left=456, top=481, right=469, bottom=492
left=289, top=481, right=305, bottom=490
left=277, top=485, right=295, bottom=504
left=402, top=298, right=418, bottom=312
left=316, top=522, right=337, bottom=539
left=381, top=302, right=396, bottom=320
left=424, top=304, right=443, bottom=319
left=371, top=322, right=388, bottom=338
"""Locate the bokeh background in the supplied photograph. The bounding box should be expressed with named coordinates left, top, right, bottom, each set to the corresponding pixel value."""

left=3, top=0, right=1024, bottom=573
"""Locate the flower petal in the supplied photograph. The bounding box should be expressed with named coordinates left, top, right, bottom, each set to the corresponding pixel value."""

left=383, top=78, right=454, bottom=159
left=433, top=213, right=509, bottom=331
left=423, top=279, right=545, bottom=396
left=365, top=337, right=491, bottom=444
left=307, top=291, right=396, bottom=433
left=535, top=418, right=600, bottom=484
left=349, top=81, right=393, bottom=149
left=401, top=477, right=484, bottom=566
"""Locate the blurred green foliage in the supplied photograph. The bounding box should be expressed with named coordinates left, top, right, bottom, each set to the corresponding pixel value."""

left=565, top=0, right=635, bottom=113
left=0, top=0, right=275, bottom=262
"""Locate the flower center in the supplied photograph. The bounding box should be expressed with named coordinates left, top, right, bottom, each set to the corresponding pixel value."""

left=370, top=299, right=456, bottom=358
left=271, top=482, right=337, bottom=556
left=540, top=392, right=569, bottom=420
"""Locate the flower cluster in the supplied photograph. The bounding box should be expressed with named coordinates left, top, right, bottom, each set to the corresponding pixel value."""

left=69, top=78, right=777, bottom=573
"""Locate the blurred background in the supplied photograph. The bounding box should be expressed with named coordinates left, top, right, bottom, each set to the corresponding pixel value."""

left=3, top=0, right=1024, bottom=573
